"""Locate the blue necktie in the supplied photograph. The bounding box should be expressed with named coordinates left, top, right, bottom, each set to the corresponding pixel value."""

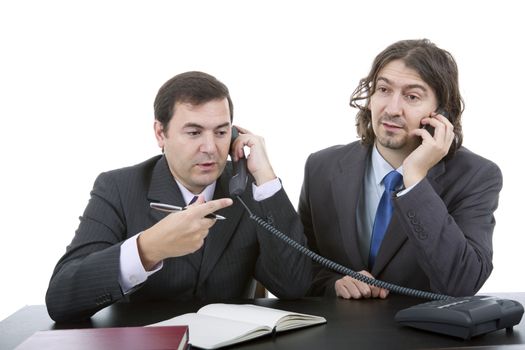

left=369, top=170, right=403, bottom=269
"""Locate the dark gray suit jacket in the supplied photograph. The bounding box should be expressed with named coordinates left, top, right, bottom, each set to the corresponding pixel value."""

left=46, top=155, right=312, bottom=322
left=299, top=141, right=502, bottom=297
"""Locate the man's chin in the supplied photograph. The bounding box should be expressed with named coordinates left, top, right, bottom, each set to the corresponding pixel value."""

left=193, top=172, right=221, bottom=186
left=377, top=134, right=422, bottom=155
left=377, top=135, right=407, bottom=150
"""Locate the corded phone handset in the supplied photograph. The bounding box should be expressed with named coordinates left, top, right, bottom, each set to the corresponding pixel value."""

left=227, top=126, right=523, bottom=339
left=229, top=126, right=248, bottom=197
left=421, top=108, right=449, bottom=136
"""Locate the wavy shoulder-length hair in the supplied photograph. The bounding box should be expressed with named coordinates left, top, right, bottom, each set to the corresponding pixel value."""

left=350, top=39, right=464, bottom=158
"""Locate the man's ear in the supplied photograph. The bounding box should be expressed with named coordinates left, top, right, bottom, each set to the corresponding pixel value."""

left=154, top=121, right=165, bottom=149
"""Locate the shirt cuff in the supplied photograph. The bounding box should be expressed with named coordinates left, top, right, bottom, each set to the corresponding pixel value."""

left=252, top=177, right=282, bottom=201
left=396, top=179, right=421, bottom=197
left=119, top=233, right=163, bottom=294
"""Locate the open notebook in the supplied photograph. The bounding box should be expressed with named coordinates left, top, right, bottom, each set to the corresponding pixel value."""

left=148, top=303, right=326, bottom=349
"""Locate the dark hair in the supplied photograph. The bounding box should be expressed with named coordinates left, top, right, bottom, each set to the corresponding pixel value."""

left=154, top=71, right=233, bottom=132
left=350, top=39, right=464, bottom=157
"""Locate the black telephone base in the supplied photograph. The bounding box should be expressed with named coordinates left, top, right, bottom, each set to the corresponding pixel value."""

left=395, top=295, right=524, bottom=339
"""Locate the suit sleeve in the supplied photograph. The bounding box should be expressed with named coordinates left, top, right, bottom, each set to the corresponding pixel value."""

left=45, top=172, right=128, bottom=322
left=298, top=154, right=342, bottom=296
left=394, top=160, right=502, bottom=296
left=248, top=186, right=313, bottom=299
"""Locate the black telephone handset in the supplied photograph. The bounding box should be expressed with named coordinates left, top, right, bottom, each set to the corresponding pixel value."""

left=422, top=108, right=449, bottom=136
left=229, top=126, right=248, bottom=197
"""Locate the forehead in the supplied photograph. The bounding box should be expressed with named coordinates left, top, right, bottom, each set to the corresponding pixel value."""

left=171, top=98, right=230, bottom=125
left=376, top=59, right=430, bottom=90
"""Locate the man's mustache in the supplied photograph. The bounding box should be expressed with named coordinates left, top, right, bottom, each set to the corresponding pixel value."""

left=379, top=114, right=406, bottom=128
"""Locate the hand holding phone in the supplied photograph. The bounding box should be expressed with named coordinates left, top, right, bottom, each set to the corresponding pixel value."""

left=228, top=126, right=277, bottom=196
left=404, top=108, right=454, bottom=187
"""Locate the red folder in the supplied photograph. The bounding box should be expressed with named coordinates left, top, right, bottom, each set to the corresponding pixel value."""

left=14, top=325, right=188, bottom=350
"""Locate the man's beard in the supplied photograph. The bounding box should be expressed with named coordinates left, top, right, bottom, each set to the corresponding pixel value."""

left=376, top=132, right=408, bottom=150
left=376, top=127, right=420, bottom=153
left=375, top=114, right=408, bottom=150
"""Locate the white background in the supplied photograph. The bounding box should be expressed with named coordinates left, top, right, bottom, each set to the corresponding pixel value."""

left=1, top=0, right=523, bottom=321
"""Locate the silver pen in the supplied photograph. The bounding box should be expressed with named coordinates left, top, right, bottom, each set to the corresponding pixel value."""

left=149, top=202, right=226, bottom=220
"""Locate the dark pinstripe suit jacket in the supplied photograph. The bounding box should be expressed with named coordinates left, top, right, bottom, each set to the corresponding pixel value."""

left=46, top=155, right=312, bottom=322
left=299, top=142, right=502, bottom=297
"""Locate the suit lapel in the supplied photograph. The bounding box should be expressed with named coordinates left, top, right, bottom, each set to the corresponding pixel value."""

left=146, top=155, right=204, bottom=270
left=147, top=156, right=186, bottom=220
left=331, top=143, right=370, bottom=269
left=197, top=164, right=244, bottom=286
left=372, top=160, right=446, bottom=275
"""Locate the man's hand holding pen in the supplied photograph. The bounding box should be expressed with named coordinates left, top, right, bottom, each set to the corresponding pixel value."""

left=137, top=196, right=233, bottom=271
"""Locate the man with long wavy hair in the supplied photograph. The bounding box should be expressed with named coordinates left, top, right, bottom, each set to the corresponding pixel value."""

left=299, top=39, right=502, bottom=300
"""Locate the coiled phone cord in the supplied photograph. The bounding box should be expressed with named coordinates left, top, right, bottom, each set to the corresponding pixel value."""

left=236, top=196, right=450, bottom=301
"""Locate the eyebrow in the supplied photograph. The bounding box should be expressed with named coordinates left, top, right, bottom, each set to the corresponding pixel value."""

left=182, top=122, right=231, bottom=130
left=376, top=77, right=428, bottom=92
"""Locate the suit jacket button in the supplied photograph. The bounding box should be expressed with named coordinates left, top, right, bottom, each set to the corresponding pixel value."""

left=407, top=210, right=416, bottom=218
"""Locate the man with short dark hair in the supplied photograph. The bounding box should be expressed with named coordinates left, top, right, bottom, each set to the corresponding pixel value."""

left=46, top=71, right=311, bottom=322
left=299, top=39, right=502, bottom=299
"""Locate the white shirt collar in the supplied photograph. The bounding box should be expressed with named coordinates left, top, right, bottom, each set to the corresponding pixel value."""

left=371, top=145, right=404, bottom=186
left=174, top=180, right=217, bottom=205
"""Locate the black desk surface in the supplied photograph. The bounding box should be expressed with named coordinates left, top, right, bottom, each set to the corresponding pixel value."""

left=1, top=293, right=524, bottom=350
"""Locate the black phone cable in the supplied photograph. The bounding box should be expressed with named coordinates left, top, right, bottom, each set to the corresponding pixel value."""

left=236, top=196, right=450, bottom=301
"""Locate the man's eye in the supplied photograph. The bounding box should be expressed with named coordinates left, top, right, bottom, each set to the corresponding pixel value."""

left=216, top=130, right=228, bottom=136
left=406, top=95, right=420, bottom=102
left=187, top=131, right=200, bottom=136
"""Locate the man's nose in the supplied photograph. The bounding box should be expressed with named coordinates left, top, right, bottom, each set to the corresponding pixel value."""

left=199, top=134, right=216, bottom=153
left=385, top=94, right=403, bottom=116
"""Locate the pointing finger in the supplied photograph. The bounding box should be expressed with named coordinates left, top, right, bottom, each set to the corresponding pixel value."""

left=189, top=198, right=233, bottom=220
